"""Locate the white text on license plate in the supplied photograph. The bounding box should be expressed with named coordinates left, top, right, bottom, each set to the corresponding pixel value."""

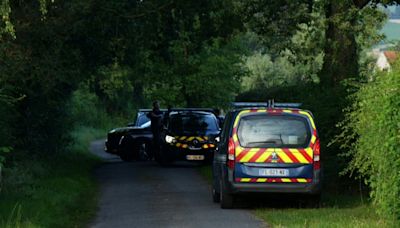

left=258, top=168, right=289, bottom=177
left=186, top=155, right=205, bottom=161
left=188, top=146, right=201, bottom=150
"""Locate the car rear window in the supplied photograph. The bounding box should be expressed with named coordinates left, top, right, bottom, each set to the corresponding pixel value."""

left=137, top=114, right=150, bottom=126
left=237, top=114, right=311, bottom=148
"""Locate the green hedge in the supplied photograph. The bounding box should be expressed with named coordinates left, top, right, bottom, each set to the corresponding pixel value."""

left=338, top=62, right=400, bottom=222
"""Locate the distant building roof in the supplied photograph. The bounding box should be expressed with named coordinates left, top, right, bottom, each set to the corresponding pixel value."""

left=384, top=51, right=398, bottom=64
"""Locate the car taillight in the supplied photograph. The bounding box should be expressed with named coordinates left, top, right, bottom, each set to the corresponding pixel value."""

left=227, top=138, right=235, bottom=169
left=313, top=138, right=320, bottom=170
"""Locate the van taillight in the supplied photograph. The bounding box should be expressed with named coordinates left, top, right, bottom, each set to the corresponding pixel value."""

left=227, top=138, right=235, bottom=169
left=313, top=139, right=320, bottom=170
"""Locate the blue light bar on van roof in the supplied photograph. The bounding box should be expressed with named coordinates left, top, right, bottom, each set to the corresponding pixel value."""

left=232, top=102, right=302, bottom=109
left=273, top=103, right=302, bottom=108
left=232, top=102, right=270, bottom=107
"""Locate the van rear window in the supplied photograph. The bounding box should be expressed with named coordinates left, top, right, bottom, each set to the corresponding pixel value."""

left=237, top=114, right=310, bottom=148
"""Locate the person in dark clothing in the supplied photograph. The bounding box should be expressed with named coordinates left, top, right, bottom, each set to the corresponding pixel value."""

left=163, top=104, right=172, bottom=126
left=147, top=101, right=163, bottom=155
left=213, top=108, right=224, bottom=128
left=147, top=101, right=163, bottom=137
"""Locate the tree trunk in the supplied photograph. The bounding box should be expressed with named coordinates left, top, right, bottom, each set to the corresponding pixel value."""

left=320, top=1, right=359, bottom=87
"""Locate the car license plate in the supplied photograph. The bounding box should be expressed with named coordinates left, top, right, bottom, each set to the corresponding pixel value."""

left=258, top=168, right=289, bottom=177
left=188, top=146, right=201, bottom=150
left=186, top=155, right=205, bottom=160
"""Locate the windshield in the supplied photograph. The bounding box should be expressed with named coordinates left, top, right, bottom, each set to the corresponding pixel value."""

left=169, top=113, right=219, bottom=134
left=136, top=113, right=150, bottom=126
left=237, top=114, right=310, bottom=148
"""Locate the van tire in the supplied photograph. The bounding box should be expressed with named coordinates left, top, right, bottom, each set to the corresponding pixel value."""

left=220, top=180, right=234, bottom=209
left=136, top=142, right=153, bottom=161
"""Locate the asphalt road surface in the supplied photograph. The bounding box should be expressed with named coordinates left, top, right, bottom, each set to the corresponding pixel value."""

left=89, top=140, right=265, bottom=228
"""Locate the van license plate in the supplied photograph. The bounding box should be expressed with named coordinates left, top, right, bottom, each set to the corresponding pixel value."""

left=259, top=168, right=289, bottom=177
left=186, top=155, right=205, bottom=160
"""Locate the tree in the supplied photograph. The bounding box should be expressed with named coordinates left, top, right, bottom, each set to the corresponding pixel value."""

left=79, top=0, right=245, bottom=108
left=0, top=0, right=91, bottom=153
left=320, top=0, right=400, bottom=86
left=235, top=0, right=313, bottom=58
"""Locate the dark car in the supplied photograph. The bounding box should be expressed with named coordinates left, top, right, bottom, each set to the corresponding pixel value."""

left=212, top=102, right=321, bottom=208
left=105, top=109, right=166, bottom=161
left=156, top=109, right=221, bottom=165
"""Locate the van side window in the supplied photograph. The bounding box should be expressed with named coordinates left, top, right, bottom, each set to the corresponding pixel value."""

left=220, top=112, right=232, bottom=144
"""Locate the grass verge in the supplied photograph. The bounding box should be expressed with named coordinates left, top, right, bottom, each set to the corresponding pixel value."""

left=0, top=126, right=106, bottom=228
left=198, top=165, right=397, bottom=228
left=255, top=195, right=396, bottom=228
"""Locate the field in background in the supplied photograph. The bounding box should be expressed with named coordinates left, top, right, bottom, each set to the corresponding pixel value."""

left=382, top=21, right=400, bottom=41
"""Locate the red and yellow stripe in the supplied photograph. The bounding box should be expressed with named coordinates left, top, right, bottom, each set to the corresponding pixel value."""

left=177, top=136, right=209, bottom=142
left=173, top=136, right=215, bottom=149
left=235, top=178, right=312, bottom=183
left=232, top=109, right=317, bottom=164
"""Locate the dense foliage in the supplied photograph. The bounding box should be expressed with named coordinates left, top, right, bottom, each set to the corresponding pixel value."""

left=337, top=62, right=400, bottom=221
left=0, top=0, right=400, bottom=224
left=0, top=0, right=245, bottom=157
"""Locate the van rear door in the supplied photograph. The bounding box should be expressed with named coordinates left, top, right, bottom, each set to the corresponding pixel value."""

left=231, top=109, right=317, bottom=183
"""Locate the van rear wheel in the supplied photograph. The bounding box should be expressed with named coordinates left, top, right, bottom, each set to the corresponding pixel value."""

left=220, top=180, right=234, bottom=209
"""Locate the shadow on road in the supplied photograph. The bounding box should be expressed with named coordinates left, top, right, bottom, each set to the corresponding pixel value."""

left=233, top=194, right=313, bottom=209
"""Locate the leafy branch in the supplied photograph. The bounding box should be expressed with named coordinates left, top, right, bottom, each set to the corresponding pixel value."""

left=100, top=1, right=174, bottom=20
left=0, top=0, right=49, bottom=39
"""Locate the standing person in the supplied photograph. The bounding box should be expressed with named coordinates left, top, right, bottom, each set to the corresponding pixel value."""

left=163, top=104, right=172, bottom=126
left=213, top=108, right=224, bottom=128
left=147, top=101, right=163, bottom=155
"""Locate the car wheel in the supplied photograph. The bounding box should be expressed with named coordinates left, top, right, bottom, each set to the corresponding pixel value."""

left=145, top=142, right=154, bottom=160
left=137, top=142, right=150, bottom=161
left=120, top=140, right=135, bottom=162
left=220, top=180, right=234, bottom=209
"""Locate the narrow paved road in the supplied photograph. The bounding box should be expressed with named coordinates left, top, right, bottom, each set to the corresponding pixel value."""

left=89, top=140, right=265, bottom=228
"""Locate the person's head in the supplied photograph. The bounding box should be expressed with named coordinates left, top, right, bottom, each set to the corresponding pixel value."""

left=152, top=100, right=160, bottom=109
